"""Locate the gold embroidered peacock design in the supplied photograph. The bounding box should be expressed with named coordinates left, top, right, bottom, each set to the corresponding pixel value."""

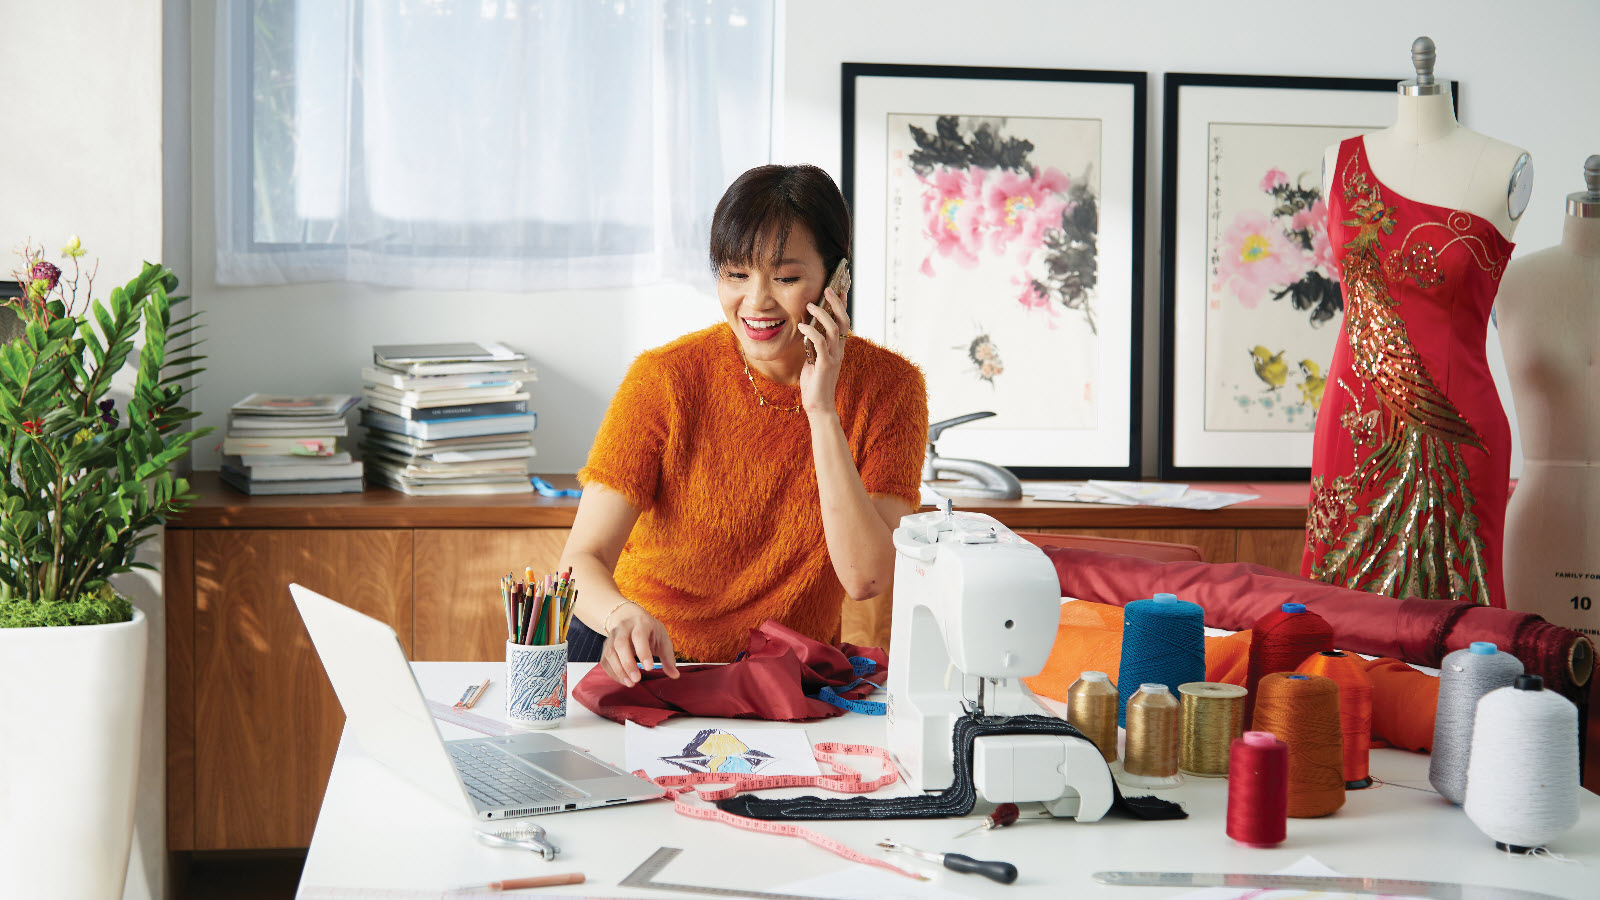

left=1306, top=149, right=1507, bottom=606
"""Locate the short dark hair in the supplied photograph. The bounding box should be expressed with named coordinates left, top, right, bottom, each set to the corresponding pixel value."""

left=709, top=165, right=850, bottom=276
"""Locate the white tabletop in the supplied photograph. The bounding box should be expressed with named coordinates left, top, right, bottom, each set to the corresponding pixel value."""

left=299, top=662, right=1597, bottom=899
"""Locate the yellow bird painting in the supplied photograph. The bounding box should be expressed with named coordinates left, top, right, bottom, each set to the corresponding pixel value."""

left=1249, top=346, right=1288, bottom=391
left=1298, top=359, right=1327, bottom=407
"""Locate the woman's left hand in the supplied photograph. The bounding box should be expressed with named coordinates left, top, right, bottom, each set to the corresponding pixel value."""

left=796, top=287, right=850, bottom=417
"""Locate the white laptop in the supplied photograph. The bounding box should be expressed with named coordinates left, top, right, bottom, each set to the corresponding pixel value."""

left=291, top=583, right=662, bottom=820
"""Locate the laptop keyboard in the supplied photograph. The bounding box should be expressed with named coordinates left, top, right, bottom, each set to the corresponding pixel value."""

left=449, top=743, right=587, bottom=809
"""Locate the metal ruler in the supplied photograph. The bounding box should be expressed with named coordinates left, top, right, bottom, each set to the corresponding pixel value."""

left=620, top=847, right=831, bottom=900
left=426, top=699, right=513, bottom=736
left=1093, top=870, right=1566, bottom=900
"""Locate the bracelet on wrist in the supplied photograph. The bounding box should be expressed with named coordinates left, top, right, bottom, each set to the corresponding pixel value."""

left=602, top=599, right=638, bottom=633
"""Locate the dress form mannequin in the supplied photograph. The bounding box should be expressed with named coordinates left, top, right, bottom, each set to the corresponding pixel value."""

left=1497, top=156, right=1600, bottom=636
left=1301, top=36, right=1522, bottom=607
left=1322, top=37, right=1533, bottom=240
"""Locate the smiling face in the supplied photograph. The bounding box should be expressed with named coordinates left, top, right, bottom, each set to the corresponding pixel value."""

left=717, top=221, right=827, bottom=374
left=709, top=165, right=851, bottom=383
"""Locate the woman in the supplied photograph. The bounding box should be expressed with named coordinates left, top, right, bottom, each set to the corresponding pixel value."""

left=559, top=164, right=928, bottom=686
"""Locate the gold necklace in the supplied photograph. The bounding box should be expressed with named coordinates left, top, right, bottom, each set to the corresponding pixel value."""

left=738, top=347, right=803, bottom=412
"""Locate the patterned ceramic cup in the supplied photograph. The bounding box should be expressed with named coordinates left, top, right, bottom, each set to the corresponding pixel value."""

left=505, top=641, right=567, bottom=728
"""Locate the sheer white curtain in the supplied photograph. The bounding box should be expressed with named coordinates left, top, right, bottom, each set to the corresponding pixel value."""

left=215, top=0, right=775, bottom=290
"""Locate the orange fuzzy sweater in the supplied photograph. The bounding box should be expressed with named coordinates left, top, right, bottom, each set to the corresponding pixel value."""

left=578, top=324, right=927, bottom=662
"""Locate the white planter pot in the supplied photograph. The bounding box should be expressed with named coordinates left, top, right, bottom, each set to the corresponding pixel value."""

left=0, top=606, right=148, bottom=899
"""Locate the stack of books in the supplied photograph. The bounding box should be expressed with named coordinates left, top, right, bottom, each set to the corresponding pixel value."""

left=220, top=394, right=364, bottom=495
left=359, top=342, right=538, bottom=495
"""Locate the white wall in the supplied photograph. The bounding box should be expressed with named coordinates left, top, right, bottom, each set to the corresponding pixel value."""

left=0, top=3, right=171, bottom=899
left=781, top=0, right=1600, bottom=477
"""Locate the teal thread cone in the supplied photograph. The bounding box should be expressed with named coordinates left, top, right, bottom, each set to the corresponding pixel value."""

left=1118, top=593, right=1207, bottom=727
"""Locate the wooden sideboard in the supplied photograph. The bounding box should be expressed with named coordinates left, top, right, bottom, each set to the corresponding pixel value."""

left=164, top=474, right=1310, bottom=851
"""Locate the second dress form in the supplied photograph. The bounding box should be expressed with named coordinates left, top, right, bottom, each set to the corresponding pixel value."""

left=1497, top=158, right=1600, bottom=635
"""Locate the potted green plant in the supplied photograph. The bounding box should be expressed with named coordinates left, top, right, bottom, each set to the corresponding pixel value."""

left=0, top=237, right=209, bottom=899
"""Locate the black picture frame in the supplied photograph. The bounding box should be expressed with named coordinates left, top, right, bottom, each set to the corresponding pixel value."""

left=1158, top=72, right=1459, bottom=481
left=842, top=63, right=1146, bottom=480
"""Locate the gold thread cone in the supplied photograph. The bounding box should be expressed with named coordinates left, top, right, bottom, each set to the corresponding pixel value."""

left=1067, top=671, right=1119, bottom=762
left=1178, top=682, right=1247, bottom=776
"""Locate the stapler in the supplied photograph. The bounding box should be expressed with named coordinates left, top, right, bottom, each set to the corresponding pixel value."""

left=886, top=500, right=1114, bottom=822
left=922, top=412, right=1023, bottom=500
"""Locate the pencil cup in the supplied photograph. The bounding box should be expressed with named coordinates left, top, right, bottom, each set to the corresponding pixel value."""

left=506, top=641, right=567, bottom=728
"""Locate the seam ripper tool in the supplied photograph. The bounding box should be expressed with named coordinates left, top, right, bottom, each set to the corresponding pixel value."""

left=877, top=839, right=1018, bottom=884
left=955, top=802, right=1020, bottom=838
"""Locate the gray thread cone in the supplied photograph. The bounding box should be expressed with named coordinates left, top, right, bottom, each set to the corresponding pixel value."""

left=1428, top=644, right=1523, bottom=804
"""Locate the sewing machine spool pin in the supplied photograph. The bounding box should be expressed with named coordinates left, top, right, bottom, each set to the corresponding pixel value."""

left=923, top=413, right=1023, bottom=501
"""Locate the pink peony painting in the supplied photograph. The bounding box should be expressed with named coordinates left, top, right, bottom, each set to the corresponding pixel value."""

left=903, top=115, right=1099, bottom=342
left=884, top=110, right=1103, bottom=435
left=920, top=166, right=989, bottom=270
left=1213, top=210, right=1305, bottom=308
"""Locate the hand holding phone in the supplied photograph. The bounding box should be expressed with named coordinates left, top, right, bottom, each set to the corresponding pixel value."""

left=805, top=259, right=852, bottom=364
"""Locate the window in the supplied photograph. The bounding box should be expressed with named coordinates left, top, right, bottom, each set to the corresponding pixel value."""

left=215, top=0, right=775, bottom=290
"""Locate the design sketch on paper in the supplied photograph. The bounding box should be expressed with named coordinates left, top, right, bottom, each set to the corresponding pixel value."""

left=660, top=728, right=777, bottom=775
left=1204, top=123, right=1360, bottom=433
left=886, top=114, right=1102, bottom=431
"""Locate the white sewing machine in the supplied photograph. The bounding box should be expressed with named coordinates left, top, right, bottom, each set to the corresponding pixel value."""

left=886, top=501, right=1114, bottom=822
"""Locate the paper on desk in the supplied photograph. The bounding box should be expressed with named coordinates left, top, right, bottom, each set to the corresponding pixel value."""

left=1159, top=855, right=1389, bottom=900
left=775, top=865, right=975, bottom=900
left=624, top=721, right=823, bottom=779
left=1089, top=479, right=1190, bottom=502
left=1028, top=484, right=1135, bottom=504
left=1149, top=489, right=1260, bottom=510
left=1026, top=480, right=1258, bottom=510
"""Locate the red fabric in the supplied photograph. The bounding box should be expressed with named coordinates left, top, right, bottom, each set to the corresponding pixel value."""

left=1042, top=545, right=1590, bottom=706
left=1302, top=136, right=1514, bottom=608
left=572, top=620, right=888, bottom=726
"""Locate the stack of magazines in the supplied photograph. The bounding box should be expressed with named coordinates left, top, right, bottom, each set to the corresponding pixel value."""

left=359, top=342, right=538, bottom=495
left=220, top=394, right=364, bottom=495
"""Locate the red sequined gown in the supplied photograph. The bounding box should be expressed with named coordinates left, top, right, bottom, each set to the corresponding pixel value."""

left=1301, top=136, right=1514, bottom=608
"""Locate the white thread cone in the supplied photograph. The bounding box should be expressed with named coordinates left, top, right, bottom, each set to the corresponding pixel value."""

left=1463, top=681, right=1580, bottom=850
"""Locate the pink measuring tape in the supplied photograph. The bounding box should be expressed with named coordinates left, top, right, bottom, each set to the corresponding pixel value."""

left=638, top=742, right=926, bottom=881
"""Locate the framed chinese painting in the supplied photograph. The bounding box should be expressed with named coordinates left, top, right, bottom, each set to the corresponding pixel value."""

left=1158, top=72, right=1458, bottom=480
left=843, top=63, right=1145, bottom=479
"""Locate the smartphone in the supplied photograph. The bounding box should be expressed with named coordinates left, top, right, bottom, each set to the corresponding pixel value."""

left=805, top=259, right=852, bottom=364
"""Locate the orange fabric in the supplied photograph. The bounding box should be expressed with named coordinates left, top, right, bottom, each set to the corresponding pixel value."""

left=1024, top=604, right=1439, bottom=755
left=578, top=324, right=927, bottom=663
left=1023, top=603, right=1252, bottom=697
left=1362, top=657, right=1438, bottom=753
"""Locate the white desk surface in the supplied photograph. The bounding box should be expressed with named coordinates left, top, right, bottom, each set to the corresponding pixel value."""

left=299, top=662, right=1597, bottom=899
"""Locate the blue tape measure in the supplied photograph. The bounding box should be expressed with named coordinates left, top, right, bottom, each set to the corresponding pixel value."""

left=810, top=656, right=886, bottom=715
